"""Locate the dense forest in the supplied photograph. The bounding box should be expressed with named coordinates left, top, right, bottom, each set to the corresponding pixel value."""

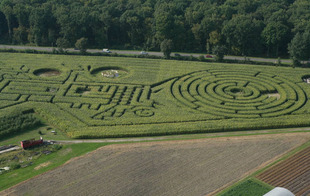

left=0, top=0, right=309, bottom=60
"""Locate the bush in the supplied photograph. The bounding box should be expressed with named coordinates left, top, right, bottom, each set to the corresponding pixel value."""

left=198, top=55, right=205, bottom=61
left=56, top=37, right=70, bottom=53
left=9, top=163, right=21, bottom=170
left=52, top=144, right=62, bottom=151
left=75, top=37, right=88, bottom=53
left=160, top=39, right=173, bottom=59
left=212, top=45, right=227, bottom=62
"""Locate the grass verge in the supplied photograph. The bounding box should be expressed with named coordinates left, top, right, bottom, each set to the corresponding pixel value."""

left=217, top=178, right=273, bottom=196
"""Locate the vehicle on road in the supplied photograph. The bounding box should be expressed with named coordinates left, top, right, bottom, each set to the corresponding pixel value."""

left=205, top=54, right=213, bottom=58
left=174, top=53, right=181, bottom=57
left=103, top=49, right=112, bottom=53
left=140, top=51, right=148, bottom=55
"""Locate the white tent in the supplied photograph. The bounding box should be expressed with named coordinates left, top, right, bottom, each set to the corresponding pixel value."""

left=263, top=187, right=294, bottom=196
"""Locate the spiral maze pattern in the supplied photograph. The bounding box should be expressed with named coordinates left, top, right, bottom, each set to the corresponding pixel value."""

left=171, top=70, right=307, bottom=118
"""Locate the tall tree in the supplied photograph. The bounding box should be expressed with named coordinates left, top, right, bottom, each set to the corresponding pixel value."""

left=154, top=2, right=175, bottom=42
left=120, top=9, right=143, bottom=47
left=262, top=22, right=289, bottom=56
left=288, top=31, right=310, bottom=66
left=222, top=14, right=263, bottom=55
left=13, top=4, right=29, bottom=28
left=75, top=37, right=88, bottom=53
left=0, top=0, right=14, bottom=41
left=288, top=0, right=310, bottom=33
left=160, top=39, right=173, bottom=58
left=0, top=10, right=8, bottom=41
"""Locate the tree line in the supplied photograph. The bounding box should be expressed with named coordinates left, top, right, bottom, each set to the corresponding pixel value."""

left=0, top=0, right=309, bottom=63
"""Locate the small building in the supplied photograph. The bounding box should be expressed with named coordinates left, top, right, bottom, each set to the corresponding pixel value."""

left=20, top=137, right=43, bottom=149
left=263, top=187, right=294, bottom=196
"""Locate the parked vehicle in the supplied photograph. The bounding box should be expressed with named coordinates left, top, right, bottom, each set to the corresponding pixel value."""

left=102, top=49, right=112, bottom=53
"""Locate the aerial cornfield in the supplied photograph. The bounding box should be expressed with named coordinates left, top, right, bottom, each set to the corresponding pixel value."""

left=1, top=53, right=310, bottom=138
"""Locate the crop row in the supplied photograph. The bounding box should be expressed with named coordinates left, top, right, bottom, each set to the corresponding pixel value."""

left=0, top=111, right=41, bottom=138
left=257, top=147, right=310, bottom=196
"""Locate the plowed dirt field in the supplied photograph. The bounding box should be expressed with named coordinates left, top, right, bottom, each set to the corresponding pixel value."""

left=2, top=133, right=310, bottom=196
left=257, top=146, right=310, bottom=196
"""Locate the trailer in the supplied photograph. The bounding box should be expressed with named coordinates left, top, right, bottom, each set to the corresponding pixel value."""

left=20, top=137, right=43, bottom=149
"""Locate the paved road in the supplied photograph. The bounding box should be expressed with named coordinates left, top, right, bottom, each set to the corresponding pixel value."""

left=0, top=44, right=292, bottom=64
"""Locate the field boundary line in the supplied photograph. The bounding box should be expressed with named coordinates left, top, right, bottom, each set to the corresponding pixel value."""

left=52, top=127, right=310, bottom=144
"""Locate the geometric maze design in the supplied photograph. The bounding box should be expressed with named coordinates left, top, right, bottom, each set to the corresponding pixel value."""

left=1, top=57, right=310, bottom=138
left=63, top=83, right=155, bottom=119
left=0, top=64, right=155, bottom=123
left=171, top=70, right=307, bottom=118
left=0, top=63, right=309, bottom=130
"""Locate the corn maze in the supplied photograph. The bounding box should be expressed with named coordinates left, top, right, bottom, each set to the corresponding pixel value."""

left=1, top=53, right=310, bottom=138
left=171, top=70, right=306, bottom=118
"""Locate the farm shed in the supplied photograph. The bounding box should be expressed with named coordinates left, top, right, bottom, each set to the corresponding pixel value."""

left=20, top=137, right=43, bottom=149
left=263, top=187, right=294, bottom=196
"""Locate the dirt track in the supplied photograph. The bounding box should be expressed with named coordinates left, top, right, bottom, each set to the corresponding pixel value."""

left=2, top=133, right=310, bottom=196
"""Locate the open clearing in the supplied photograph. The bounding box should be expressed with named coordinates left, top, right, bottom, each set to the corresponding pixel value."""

left=2, top=133, right=309, bottom=196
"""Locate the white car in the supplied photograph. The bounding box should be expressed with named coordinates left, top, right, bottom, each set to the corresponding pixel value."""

left=140, top=51, right=148, bottom=55
left=103, top=49, right=112, bottom=53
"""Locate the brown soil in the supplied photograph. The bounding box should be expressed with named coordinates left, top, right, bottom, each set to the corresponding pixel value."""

left=256, top=146, right=310, bottom=196
left=34, top=162, right=51, bottom=170
left=34, top=69, right=61, bottom=77
left=2, top=133, right=310, bottom=196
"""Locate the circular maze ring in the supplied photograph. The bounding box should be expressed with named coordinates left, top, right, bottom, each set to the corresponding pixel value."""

left=171, top=70, right=307, bottom=118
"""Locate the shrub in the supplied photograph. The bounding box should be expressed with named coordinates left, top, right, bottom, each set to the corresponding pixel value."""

left=75, top=37, right=88, bottom=54
left=9, top=163, right=21, bottom=170
left=56, top=37, right=70, bottom=53
left=212, top=45, right=226, bottom=62
left=160, top=39, right=173, bottom=59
